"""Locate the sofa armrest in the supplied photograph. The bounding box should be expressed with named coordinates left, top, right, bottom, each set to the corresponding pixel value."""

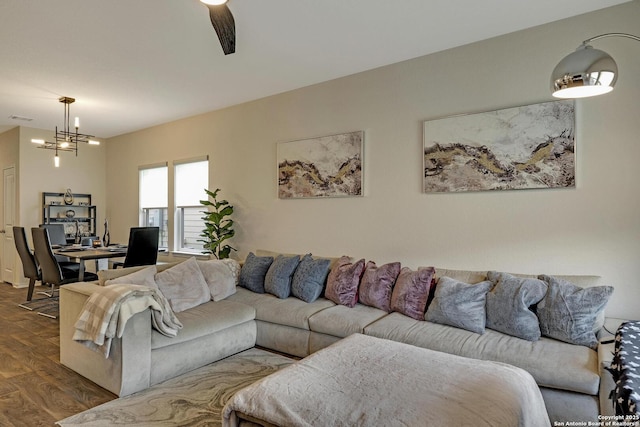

left=598, top=339, right=616, bottom=416
left=60, top=282, right=153, bottom=396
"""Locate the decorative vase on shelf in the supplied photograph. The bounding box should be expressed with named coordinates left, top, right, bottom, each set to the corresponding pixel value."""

left=74, top=220, right=81, bottom=244
left=103, top=219, right=110, bottom=247
left=63, top=188, right=74, bottom=205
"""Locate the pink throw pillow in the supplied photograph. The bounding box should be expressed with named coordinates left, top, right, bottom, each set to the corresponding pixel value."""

left=390, top=266, right=436, bottom=320
left=358, top=261, right=401, bottom=312
left=325, top=256, right=365, bottom=308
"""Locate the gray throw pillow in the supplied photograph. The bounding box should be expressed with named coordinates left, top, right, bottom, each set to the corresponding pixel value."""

left=426, top=277, right=493, bottom=334
left=537, top=275, right=614, bottom=349
left=291, top=254, right=331, bottom=303
left=486, top=271, right=547, bottom=341
left=264, top=254, right=301, bottom=299
left=239, top=252, right=274, bottom=294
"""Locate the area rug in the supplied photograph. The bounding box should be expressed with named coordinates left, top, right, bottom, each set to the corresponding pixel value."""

left=56, top=348, right=294, bottom=426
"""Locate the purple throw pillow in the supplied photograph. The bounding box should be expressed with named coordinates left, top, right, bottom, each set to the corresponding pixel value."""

left=325, top=256, right=365, bottom=308
left=390, top=266, right=436, bottom=320
left=358, top=261, right=401, bottom=312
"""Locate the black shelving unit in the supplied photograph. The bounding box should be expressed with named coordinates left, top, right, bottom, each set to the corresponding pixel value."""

left=42, top=192, right=97, bottom=243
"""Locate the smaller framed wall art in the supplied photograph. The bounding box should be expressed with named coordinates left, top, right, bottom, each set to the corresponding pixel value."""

left=277, top=131, right=363, bottom=199
left=423, top=100, right=575, bottom=193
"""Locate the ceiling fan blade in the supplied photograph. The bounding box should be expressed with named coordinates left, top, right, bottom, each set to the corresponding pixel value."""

left=207, top=4, right=236, bottom=55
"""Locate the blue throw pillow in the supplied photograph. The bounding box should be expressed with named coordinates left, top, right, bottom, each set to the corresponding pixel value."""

left=291, top=254, right=331, bottom=303
left=425, top=277, right=493, bottom=334
left=486, top=271, right=548, bottom=341
left=239, top=252, right=274, bottom=294
left=537, top=275, right=613, bottom=349
left=264, top=255, right=301, bottom=299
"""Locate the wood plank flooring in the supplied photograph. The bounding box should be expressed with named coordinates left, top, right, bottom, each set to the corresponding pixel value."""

left=0, top=282, right=116, bottom=426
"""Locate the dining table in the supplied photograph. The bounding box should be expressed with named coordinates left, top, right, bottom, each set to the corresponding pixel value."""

left=55, top=246, right=128, bottom=281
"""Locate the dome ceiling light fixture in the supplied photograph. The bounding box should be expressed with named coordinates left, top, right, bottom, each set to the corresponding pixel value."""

left=551, top=32, right=640, bottom=99
left=200, top=0, right=235, bottom=55
left=31, top=97, right=99, bottom=168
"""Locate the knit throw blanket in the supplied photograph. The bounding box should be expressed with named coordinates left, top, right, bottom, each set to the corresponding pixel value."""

left=73, top=284, right=183, bottom=357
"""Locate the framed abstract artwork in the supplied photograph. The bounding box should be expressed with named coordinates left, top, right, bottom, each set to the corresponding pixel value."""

left=423, top=100, right=575, bottom=193
left=277, top=131, right=363, bottom=199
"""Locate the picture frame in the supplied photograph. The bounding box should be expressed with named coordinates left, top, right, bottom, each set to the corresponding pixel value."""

left=277, top=131, right=364, bottom=199
left=423, top=100, right=575, bottom=193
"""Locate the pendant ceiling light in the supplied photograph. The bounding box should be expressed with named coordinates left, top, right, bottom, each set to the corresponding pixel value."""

left=551, top=33, right=640, bottom=99
left=31, top=97, right=99, bottom=167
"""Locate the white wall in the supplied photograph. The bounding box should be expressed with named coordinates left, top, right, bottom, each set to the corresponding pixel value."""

left=106, top=2, right=640, bottom=319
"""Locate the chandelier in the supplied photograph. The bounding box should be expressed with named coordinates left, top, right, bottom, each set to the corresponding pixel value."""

left=31, top=96, right=99, bottom=167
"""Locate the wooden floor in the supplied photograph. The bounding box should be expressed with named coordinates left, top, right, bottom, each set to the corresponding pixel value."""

left=0, top=282, right=116, bottom=426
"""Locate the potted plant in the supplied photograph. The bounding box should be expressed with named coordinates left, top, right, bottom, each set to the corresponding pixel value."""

left=199, top=188, right=236, bottom=259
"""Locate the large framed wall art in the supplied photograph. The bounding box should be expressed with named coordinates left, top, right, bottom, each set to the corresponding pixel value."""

left=277, top=131, right=363, bottom=199
left=423, top=100, right=575, bottom=193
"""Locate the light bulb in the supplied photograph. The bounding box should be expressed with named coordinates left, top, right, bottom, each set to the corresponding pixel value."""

left=54, top=155, right=60, bottom=167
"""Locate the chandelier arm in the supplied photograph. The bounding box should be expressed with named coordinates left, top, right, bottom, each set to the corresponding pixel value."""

left=582, top=33, right=640, bottom=46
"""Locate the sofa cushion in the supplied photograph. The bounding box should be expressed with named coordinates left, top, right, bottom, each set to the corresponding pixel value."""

left=97, top=262, right=180, bottom=286
left=291, top=254, right=331, bottom=303
left=537, top=275, right=614, bottom=349
left=264, top=255, right=301, bottom=299
left=151, top=299, right=255, bottom=349
left=197, top=259, right=240, bottom=301
left=425, top=277, right=492, bottom=334
left=485, top=271, right=548, bottom=341
left=325, top=257, right=365, bottom=308
left=358, top=261, right=401, bottom=312
left=390, top=267, right=435, bottom=320
left=154, top=257, right=211, bottom=313
left=104, top=265, right=159, bottom=289
left=239, top=252, right=274, bottom=293
left=308, top=303, right=388, bottom=338
left=227, top=287, right=334, bottom=330
left=364, top=312, right=600, bottom=395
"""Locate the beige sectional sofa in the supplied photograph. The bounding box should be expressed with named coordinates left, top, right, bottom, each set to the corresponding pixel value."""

left=59, top=252, right=621, bottom=424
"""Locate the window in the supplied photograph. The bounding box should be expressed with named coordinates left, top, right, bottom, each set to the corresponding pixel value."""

left=139, top=165, right=168, bottom=249
left=175, top=159, right=208, bottom=253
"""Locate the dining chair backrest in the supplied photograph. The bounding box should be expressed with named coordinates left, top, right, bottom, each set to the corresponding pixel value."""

left=122, top=227, right=160, bottom=268
left=13, top=226, right=39, bottom=282
left=39, top=223, right=68, bottom=246
left=31, top=227, right=65, bottom=286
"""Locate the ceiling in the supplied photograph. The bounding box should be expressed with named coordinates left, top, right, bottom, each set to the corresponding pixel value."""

left=0, top=0, right=631, bottom=139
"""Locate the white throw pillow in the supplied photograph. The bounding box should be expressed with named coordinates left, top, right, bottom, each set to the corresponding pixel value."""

left=105, top=265, right=159, bottom=290
left=197, top=259, right=240, bottom=301
left=154, top=257, right=210, bottom=312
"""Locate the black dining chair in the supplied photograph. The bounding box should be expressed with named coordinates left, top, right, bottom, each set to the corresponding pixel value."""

left=39, top=224, right=81, bottom=272
left=13, top=226, right=48, bottom=310
left=31, top=227, right=98, bottom=318
left=113, top=227, right=160, bottom=268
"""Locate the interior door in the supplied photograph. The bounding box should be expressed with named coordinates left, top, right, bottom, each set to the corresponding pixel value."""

left=2, top=166, right=16, bottom=284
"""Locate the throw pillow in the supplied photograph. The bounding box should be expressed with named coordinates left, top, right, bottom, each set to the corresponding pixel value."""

left=325, top=256, right=366, bottom=308
left=238, top=252, right=274, bottom=293
left=485, top=271, right=548, bottom=341
left=264, top=255, right=301, bottom=299
left=390, top=266, right=436, bottom=320
left=291, top=254, right=331, bottom=303
left=105, top=265, right=159, bottom=290
left=358, top=261, right=401, bottom=312
left=425, top=277, right=493, bottom=334
left=197, top=258, right=241, bottom=301
left=537, top=275, right=614, bottom=349
left=154, top=257, right=211, bottom=313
